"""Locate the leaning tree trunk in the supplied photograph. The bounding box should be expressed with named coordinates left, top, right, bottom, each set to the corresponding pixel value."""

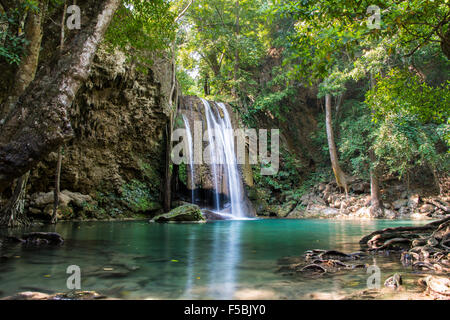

left=325, top=93, right=348, bottom=195
left=0, top=1, right=47, bottom=227
left=0, top=0, right=121, bottom=193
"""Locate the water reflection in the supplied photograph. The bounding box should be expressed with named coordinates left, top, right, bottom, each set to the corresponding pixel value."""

left=207, top=221, right=241, bottom=299
left=0, top=219, right=429, bottom=299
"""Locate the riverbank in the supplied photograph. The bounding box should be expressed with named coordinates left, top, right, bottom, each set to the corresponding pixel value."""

left=253, top=179, right=449, bottom=221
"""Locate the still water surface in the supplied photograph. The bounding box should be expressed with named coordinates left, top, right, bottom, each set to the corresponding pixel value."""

left=0, top=219, right=429, bottom=299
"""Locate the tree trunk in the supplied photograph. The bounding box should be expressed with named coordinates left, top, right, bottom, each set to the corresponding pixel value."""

left=0, top=1, right=47, bottom=227
left=51, top=146, right=63, bottom=224
left=52, top=1, right=68, bottom=225
left=232, top=0, right=240, bottom=101
left=0, top=0, right=121, bottom=192
left=369, top=150, right=383, bottom=216
left=325, top=93, right=348, bottom=194
left=0, top=171, right=30, bottom=227
left=368, top=75, right=383, bottom=217
left=163, top=121, right=172, bottom=212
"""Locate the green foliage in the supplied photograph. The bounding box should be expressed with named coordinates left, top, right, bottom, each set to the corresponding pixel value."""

left=105, top=0, right=176, bottom=68
left=176, top=0, right=273, bottom=100
left=252, top=147, right=305, bottom=203
left=178, top=163, right=187, bottom=186
left=0, top=0, right=39, bottom=65
left=366, top=69, right=450, bottom=124
left=281, top=0, right=450, bottom=81
left=373, top=115, right=449, bottom=179
left=120, top=179, right=160, bottom=213
left=338, top=101, right=374, bottom=178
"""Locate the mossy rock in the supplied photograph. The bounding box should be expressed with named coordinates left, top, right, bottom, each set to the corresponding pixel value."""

left=151, top=204, right=205, bottom=223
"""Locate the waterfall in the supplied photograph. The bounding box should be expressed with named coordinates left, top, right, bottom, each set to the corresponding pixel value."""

left=201, top=98, right=245, bottom=218
left=182, top=114, right=195, bottom=203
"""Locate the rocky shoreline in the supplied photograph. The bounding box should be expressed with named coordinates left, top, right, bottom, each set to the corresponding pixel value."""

left=252, top=179, right=449, bottom=221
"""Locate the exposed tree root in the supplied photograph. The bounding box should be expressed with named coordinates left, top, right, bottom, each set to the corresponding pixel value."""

left=0, top=172, right=31, bottom=228
left=419, top=276, right=450, bottom=299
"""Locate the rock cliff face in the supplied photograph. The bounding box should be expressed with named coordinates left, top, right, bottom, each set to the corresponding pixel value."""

left=26, top=47, right=176, bottom=218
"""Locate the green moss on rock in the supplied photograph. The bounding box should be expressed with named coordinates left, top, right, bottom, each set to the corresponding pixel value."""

left=151, top=204, right=205, bottom=223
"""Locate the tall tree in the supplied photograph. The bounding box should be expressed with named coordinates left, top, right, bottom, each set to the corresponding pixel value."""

left=325, top=93, right=348, bottom=194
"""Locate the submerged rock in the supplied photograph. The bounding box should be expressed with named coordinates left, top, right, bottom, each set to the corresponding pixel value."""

left=150, top=204, right=205, bottom=223
left=384, top=274, right=403, bottom=290
left=1, top=232, right=64, bottom=246
left=1, top=291, right=107, bottom=300
left=202, top=210, right=232, bottom=221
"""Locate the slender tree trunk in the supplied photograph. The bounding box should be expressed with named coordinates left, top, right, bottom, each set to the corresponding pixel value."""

left=204, top=74, right=210, bottom=96
left=51, top=146, right=63, bottom=224
left=52, top=1, right=68, bottom=224
left=325, top=93, right=348, bottom=195
left=369, top=150, right=383, bottom=216
left=163, top=121, right=172, bottom=212
left=232, top=0, right=240, bottom=101
left=0, top=0, right=121, bottom=192
left=368, top=75, right=383, bottom=217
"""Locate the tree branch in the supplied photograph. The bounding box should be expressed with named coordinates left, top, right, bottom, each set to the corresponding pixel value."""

left=175, top=0, right=194, bottom=24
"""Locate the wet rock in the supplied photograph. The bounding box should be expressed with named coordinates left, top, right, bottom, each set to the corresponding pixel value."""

left=202, top=210, right=232, bottom=221
left=300, top=264, right=327, bottom=273
left=150, top=204, right=205, bottom=223
left=319, top=250, right=352, bottom=261
left=384, top=274, right=403, bottom=289
left=22, top=232, right=64, bottom=245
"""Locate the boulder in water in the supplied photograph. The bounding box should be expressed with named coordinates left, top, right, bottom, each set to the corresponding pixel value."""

left=150, top=204, right=205, bottom=223
left=202, top=209, right=232, bottom=221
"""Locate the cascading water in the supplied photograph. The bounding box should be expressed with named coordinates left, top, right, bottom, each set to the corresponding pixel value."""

left=182, top=114, right=195, bottom=203
left=217, top=102, right=245, bottom=218
left=201, top=98, right=245, bottom=218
